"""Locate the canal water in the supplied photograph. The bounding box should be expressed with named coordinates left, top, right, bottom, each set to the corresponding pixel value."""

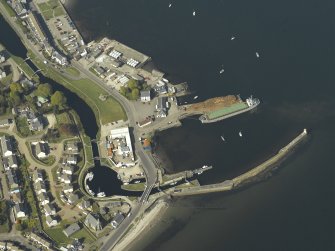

left=0, top=15, right=135, bottom=196
left=64, top=0, right=335, bottom=250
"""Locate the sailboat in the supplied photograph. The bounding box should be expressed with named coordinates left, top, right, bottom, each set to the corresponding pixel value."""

left=193, top=95, right=198, bottom=100
left=169, top=3, right=172, bottom=8
left=221, top=135, right=225, bottom=141
left=193, top=10, right=196, bottom=16
left=219, top=68, right=224, bottom=74
left=239, top=131, right=243, bottom=137
left=256, top=52, right=260, bottom=58
left=231, top=36, right=235, bottom=40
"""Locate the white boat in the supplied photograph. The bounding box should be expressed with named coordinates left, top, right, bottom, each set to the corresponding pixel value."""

left=134, top=180, right=140, bottom=184
left=88, top=189, right=95, bottom=196
left=193, top=96, right=198, bottom=100
left=193, top=10, right=196, bottom=16
left=170, top=182, right=177, bottom=186
left=87, top=172, right=94, bottom=181
left=231, top=36, right=235, bottom=40
left=202, top=165, right=208, bottom=169
left=239, top=131, right=243, bottom=137
left=221, top=135, right=225, bottom=141
left=97, top=192, right=106, bottom=197
left=169, top=3, right=172, bottom=8
left=219, top=68, right=224, bottom=74
left=184, top=101, right=188, bottom=104
left=256, top=52, right=260, bottom=58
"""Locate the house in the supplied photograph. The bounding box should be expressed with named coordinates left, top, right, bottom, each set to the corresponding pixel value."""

left=0, top=136, right=13, bottom=157
left=29, top=117, right=43, bottom=131
left=3, top=155, right=18, bottom=170
left=0, top=241, right=6, bottom=250
left=28, top=233, right=52, bottom=249
left=38, top=192, right=49, bottom=206
left=66, top=142, right=79, bottom=153
left=11, top=191, right=23, bottom=204
left=77, top=199, right=92, bottom=211
left=13, top=203, right=26, bottom=219
left=63, top=165, right=74, bottom=175
left=156, top=97, right=168, bottom=118
left=34, top=181, right=46, bottom=195
left=0, top=68, right=6, bottom=79
left=84, top=213, right=102, bottom=231
left=6, top=170, right=19, bottom=193
left=44, top=203, right=56, bottom=216
left=111, top=213, right=125, bottom=229
left=66, top=155, right=77, bottom=165
left=63, top=184, right=73, bottom=194
left=32, top=169, right=44, bottom=183
left=60, top=174, right=71, bottom=184
left=0, top=119, right=10, bottom=128
left=67, top=193, right=79, bottom=205
left=37, top=96, right=48, bottom=105
left=51, top=51, right=68, bottom=66
left=154, top=81, right=167, bottom=95
left=45, top=215, right=58, bottom=227
left=63, top=223, right=81, bottom=237
left=35, top=142, right=48, bottom=159
left=140, top=90, right=151, bottom=102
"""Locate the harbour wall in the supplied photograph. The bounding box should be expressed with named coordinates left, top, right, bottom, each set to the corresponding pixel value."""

left=172, top=129, right=308, bottom=196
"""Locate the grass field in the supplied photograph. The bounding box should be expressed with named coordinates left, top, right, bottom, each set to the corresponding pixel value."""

left=56, top=112, right=71, bottom=124
left=10, top=54, right=35, bottom=78
left=121, top=183, right=146, bottom=191
left=28, top=50, right=127, bottom=125
left=37, top=0, right=65, bottom=20
left=66, top=66, right=80, bottom=77
left=0, top=0, right=16, bottom=17
left=16, top=117, right=32, bottom=137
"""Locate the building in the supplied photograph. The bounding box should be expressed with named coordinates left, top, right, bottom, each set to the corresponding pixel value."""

left=29, top=117, right=43, bottom=131
left=84, top=213, right=102, bottom=231
left=34, top=181, right=46, bottom=195
left=156, top=97, right=168, bottom=118
left=154, top=81, right=167, bottom=95
left=44, top=203, right=56, bottom=216
left=140, top=90, right=151, bottom=102
left=63, top=165, right=74, bottom=175
left=6, top=170, right=19, bottom=193
left=51, top=51, right=68, bottom=66
left=38, top=192, right=49, bottom=206
left=67, top=193, right=79, bottom=205
left=28, top=233, right=52, bottom=249
left=77, top=199, right=92, bottom=211
left=35, top=142, right=48, bottom=159
left=0, top=119, right=10, bottom=128
left=63, top=223, right=81, bottom=237
left=66, top=155, right=77, bottom=165
left=138, top=117, right=152, bottom=128
left=110, top=127, right=134, bottom=160
left=0, top=136, right=13, bottom=157
left=2, top=155, right=18, bottom=170
left=63, top=184, right=73, bottom=194
left=111, top=213, right=125, bottom=229
left=0, top=68, right=6, bottom=79
left=60, top=174, right=71, bottom=184
left=32, top=169, right=44, bottom=183
left=45, top=215, right=58, bottom=227
left=26, top=12, right=46, bottom=43
left=66, top=142, right=78, bottom=152
left=13, top=203, right=26, bottom=219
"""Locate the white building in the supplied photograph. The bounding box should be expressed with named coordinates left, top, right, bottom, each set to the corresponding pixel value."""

left=44, top=204, right=56, bottom=216
left=110, top=127, right=134, bottom=160
left=46, top=215, right=58, bottom=227
left=51, top=51, right=68, bottom=66
left=3, top=155, right=18, bottom=170
left=35, top=181, right=46, bottom=195
left=140, top=90, right=151, bottom=102
left=38, top=192, right=50, bottom=206
left=63, top=184, right=73, bottom=194
left=13, top=203, right=26, bottom=219
left=0, top=136, right=13, bottom=157
left=35, top=142, right=48, bottom=159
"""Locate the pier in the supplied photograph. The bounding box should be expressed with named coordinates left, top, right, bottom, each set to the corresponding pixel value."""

left=172, top=129, right=308, bottom=196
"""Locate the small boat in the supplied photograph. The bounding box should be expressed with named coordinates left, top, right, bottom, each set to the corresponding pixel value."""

left=231, top=36, right=235, bottom=40
left=202, top=165, right=208, bottom=169
left=97, top=192, right=106, bottom=197
left=221, top=135, right=225, bottom=141
left=170, top=182, right=177, bottom=186
left=193, top=10, right=196, bottom=16
left=184, top=101, right=188, bottom=104
left=219, top=68, right=224, bottom=74
left=239, top=131, right=243, bottom=137
left=134, top=180, right=140, bottom=184
left=193, top=96, right=198, bottom=100
left=256, top=52, right=260, bottom=58
left=87, top=172, right=94, bottom=181
left=169, top=3, right=172, bottom=8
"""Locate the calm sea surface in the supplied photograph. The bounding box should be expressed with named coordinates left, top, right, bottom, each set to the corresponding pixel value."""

left=66, top=0, right=335, bottom=250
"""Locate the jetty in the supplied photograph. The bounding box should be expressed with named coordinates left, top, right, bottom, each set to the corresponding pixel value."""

left=172, top=129, right=308, bottom=196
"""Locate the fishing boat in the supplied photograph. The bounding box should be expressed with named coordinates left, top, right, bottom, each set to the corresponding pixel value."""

left=134, top=180, right=140, bottom=184
left=97, top=192, right=106, bottom=198
left=169, top=3, right=172, bottom=8
left=239, top=131, right=243, bottom=137
left=194, top=95, right=198, bottom=100
left=231, top=36, right=235, bottom=40
left=221, top=135, right=225, bottom=141
left=256, top=52, right=260, bottom=58
left=219, top=68, right=224, bottom=74
left=193, top=10, right=196, bottom=16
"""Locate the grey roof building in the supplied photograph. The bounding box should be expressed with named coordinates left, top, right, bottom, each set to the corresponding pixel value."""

left=35, top=142, right=48, bottom=159
left=3, top=155, right=18, bottom=169
left=66, top=142, right=79, bottom=152
left=0, top=119, right=10, bottom=127
left=34, top=181, right=46, bottom=194
left=29, top=117, right=43, bottom=131
left=0, top=136, right=13, bottom=157
left=78, top=199, right=91, bottom=210
left=140, top=90, right=151, bottom=102
left=84, top=213, right=102, bottom=231
left=111, top=213, right=125, bottom=229
left=67, top=193, right=79, bottom=205
left=32, top=169, right=44, bottom=183
left=63, top=223, right=81, bottom=237
left=44, top=203, right=56, bottom=216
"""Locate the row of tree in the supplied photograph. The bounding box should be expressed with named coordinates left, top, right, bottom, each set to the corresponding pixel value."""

left=119, top=79, right=149, bottom=100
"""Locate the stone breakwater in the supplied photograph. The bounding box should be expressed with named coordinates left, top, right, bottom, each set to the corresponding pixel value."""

left=173, top=129, right=308, bottom=196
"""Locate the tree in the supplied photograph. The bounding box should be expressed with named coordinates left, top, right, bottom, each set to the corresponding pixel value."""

left=9, top=91, right=21, bottom=106
left=51, top=91, right=67, bottom=109
left=9, top=83, right=23, bottom=94
left=127, top=79, right=139, bottom=90
left=36, top=83, right=53, bottom=97
left=119, top=86, right=127, bottom=97
left=131, top=88, right=140, bottom=100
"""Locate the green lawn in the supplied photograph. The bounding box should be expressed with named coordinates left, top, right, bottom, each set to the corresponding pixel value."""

left=40, top=155, right=56, bottom=166
left=28, top=50, right=127, bottom=125
left=37, top=2, right=49, bottom=12
left=45, top=227, right=69, bottom=245
left=41, top=9, right=53, bottom=20
left=54, top=6, right=65, bottom=17
left=0, top=72, right=13, bottom=85
left=66, top=66, right=80, bottom=77
left=71, top=228, right=96, bottom=243
left=16, top=117, right=32, bottom=137
left=0, top=0, right=16, bottom=17
left=56, top=112, right=71, bottom=124
left=121, top=183, right=146, bottom=191
left=10, top=54, right=35, bottom=78
left=0, top=201, right=10, bottom=233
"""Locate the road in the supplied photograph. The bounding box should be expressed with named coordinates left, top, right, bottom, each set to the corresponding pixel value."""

left=0, top=4, right=159, bottom=250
